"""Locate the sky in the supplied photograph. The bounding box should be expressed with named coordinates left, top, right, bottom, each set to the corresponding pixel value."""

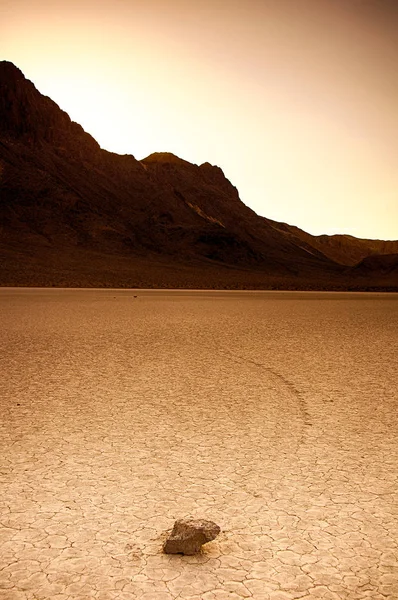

left=1, top=0, right=398, bottom=240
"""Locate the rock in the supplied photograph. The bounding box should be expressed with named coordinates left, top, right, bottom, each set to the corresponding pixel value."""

left=163, top=518, right=220, bottom=555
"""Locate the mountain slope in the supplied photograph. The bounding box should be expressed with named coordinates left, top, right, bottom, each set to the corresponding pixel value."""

left=267, top=219, right=398, bottom=267
left=0, top=61, right=396, bottom=290
left=348, top=254, right=398, bottom=277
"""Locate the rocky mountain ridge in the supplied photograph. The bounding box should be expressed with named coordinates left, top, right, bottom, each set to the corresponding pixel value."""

left=0, top=61, right=396, bottom=290
left=267, top=219, right=398, bottom=267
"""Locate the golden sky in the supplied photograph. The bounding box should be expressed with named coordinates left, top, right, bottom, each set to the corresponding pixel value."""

left=1, top=0, right=397, bottom=240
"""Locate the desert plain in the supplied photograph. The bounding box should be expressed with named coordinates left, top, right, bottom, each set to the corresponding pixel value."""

left=0, top=288, right=397, bottom=600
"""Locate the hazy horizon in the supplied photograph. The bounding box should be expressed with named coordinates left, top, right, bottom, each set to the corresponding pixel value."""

left=1, top=0, right=398, bottom=241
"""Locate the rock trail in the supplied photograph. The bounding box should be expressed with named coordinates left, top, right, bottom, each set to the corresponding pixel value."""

left=0, top=289, right=397, bottom=599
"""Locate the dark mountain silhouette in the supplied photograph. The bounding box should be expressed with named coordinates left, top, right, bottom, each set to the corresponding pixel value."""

left=0, top=61, right=396, bottom=290
left=348, top=254, right=398, bottom=278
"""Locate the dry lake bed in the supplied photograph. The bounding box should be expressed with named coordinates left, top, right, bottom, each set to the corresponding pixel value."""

left=1, top=288, right=397, bottom=600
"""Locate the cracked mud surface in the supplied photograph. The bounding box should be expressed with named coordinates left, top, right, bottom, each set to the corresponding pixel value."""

left=1, top=289, right=397, bottom=600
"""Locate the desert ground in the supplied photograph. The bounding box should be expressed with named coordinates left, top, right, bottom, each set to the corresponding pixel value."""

left=1, top=289, right=397, bottom=600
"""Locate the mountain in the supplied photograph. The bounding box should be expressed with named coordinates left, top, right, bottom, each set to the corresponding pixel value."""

left=267, top=219, right=398, bottom=266
left=348, top=254, right=398, bottom=278
left=0, top=61, right=396, bottom=290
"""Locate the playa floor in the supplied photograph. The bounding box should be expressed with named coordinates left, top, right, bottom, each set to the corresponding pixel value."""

left=1, top=289, right=397, bottom=600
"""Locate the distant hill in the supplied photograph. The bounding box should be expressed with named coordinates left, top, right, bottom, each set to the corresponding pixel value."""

left=267, top=219, right=398, bottom=266
left=0, top=61, right=396, bottom=290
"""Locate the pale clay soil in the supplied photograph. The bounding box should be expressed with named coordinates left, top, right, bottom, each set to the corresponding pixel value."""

left=0, top=289, right=397, bottom=600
